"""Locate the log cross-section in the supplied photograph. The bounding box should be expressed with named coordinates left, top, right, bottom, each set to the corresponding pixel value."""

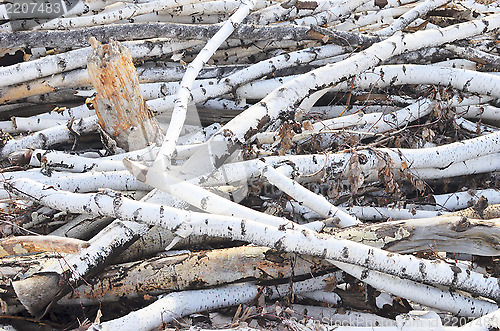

left=87, top=37, right=163, bottom=151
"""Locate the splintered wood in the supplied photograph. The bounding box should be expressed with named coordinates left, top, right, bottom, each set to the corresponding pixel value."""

left=88, top=37, right=163, bottom=151
left=0, top=0, right=499, bottom=330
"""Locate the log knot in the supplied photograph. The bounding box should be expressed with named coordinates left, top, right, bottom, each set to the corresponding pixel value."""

left=453, top=217, right=472, bottom=232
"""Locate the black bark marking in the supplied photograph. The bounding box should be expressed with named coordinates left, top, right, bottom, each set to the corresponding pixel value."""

left=132, top=208, right=142, bottom=222
left=450, top=265, right=462, bottom=287
left=240, top=220, right=246, bottom=236
left=419, top=261, right=427, bottom=278
left=341, top=247, right=349, bottom=259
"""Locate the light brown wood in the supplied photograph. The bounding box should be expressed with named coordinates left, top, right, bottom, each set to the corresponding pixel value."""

left=0, top=235, right=88, bottom=257
left=87, top=37, right=163, bottom=151
left=62, top=245, right=334, bottom=304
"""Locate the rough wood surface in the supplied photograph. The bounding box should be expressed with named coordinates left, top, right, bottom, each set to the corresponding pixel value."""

left=328, top=216, right=500, bottom=256
left=0, top=235, right=88, bottom=257
left=62, top=245, right=334, bottom=304
left=87, top=38, right=163, bottom=151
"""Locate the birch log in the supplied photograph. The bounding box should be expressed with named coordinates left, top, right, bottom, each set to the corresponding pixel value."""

left=88, top=273, right=336, bottom=331
left=87, top=38, right=163, bottom=151
left=327, top=216, right=500, bottom=256
left=60, top=245, right=334, bottom=304
left=8, top=179, right=500, bottom=303
left=195, top=14, right=500, bottom=174
left=10, top=219, right=149, bottom=317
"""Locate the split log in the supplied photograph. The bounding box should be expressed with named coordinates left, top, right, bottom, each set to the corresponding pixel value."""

left=0, top=235, right=88, bottom=257
left=61, top=245, right=335, bottom=304
left=327, top=216, right=500, bottom=256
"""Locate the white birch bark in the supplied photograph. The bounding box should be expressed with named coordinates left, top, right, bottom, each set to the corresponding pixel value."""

left=147, top=44, right=346, bottom=114
left=155, top=0, right=257, bottom=164
left=299, top=290, right=343, bottom=306
left=27, top=149, right=124, bottom=172
left=0, top=170, right=151, bottom=200
left=290, top=0, right=370, bottom=26
left=0, top=116, right=99, bottom=160
left=446, top=44, right=500, bottom=68
left=356, top=0, right=420, bottom=11
left=454, top=117, right=498, bottom=135
left=375, top=0, right=450, bottom=36
left=8, top=178, right=500, bottom=302
left=398, top=153, right=500, bottom=181
left=332, top=7, right=410, bottom=32
left=460, top=0, right=500, bottom=14
left=88, top=273, right=335, bottom=331
left=199, top=14, right=500, bottom=174
left=0, top=118, right=71, bottom=134
left=433, top=189, right=500, bottom=211
left=34, top=0, right=218, bottom=30
left=234, top=66, right=500, bottom=103
left=196, top=132, right=500, bottom=187
left=123, top=159, right=326, bottom=231
left=260, top=162, right=361, bottom=227
left=0, top=39, right=202, bottom=88
left=285, top=200, right=443, bottom=221
left=244, top=0, right=345, bottom=25
left=456, top=105, right=500, bottom=123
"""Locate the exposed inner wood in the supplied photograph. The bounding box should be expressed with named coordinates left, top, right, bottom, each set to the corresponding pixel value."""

left=87, top=37, right=163, bottom=151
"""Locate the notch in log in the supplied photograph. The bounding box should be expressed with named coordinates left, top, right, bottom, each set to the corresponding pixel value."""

left=87, top=37, right=163, bottom=151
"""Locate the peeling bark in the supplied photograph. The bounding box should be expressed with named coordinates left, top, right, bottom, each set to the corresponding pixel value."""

left=62, top=246, right=334, bottom=304
left=327, top=216, right=500, bottom=256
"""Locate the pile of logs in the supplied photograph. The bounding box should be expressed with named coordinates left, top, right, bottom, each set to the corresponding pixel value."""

left=0, top=0, right=500, bottom=329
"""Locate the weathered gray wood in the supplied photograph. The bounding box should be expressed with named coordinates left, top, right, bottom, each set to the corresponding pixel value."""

left=328, top=216, right=500, bottom=256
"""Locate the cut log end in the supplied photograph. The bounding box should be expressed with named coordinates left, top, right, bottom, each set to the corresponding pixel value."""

left=12, top=272, right=64, bottom=318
